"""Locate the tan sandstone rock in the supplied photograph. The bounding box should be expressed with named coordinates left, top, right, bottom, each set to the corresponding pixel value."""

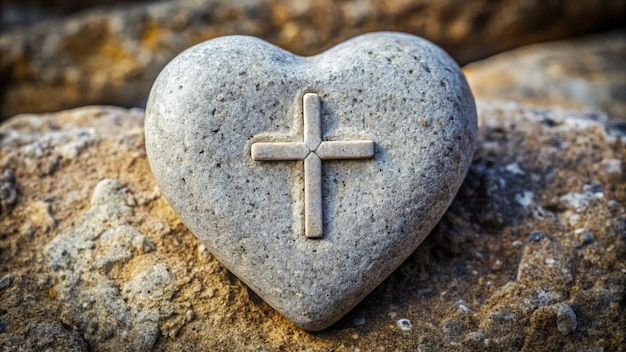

left=464, top=30, right=626, bottom=120
left=1, top=0, right=625, bottom=120
left=0, top=101, right=624, bottom=350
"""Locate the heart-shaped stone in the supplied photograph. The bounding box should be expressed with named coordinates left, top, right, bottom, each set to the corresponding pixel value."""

left=145, top=32, right=477, bottom=331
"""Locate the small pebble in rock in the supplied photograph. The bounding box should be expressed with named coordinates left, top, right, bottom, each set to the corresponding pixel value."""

left=568, top=213, right=581, bottom=226
left=554, top=303, right=577, bottom=335
left=352, top=316, right=366, bottom=326
left=457, top=300, right=471, bottom=313
left=583, top=183, right=604, bottom=199
left=529, top=231, right=546, bottom=242
left=396, top=318, right=413, bottom=331
left=132, top=234, right=156, bottom=254
left=515, top=191, right=534, bottom=207
left=185, top=309, right=195, bottom=322
left=0, top=274, right=12, bottom=291
left=560, top=192, right=593, bottom=212
left=0, top=169, right=17, bottom=213
left=491, top=259, right=503, bottom=271
left=574, top=228, right=594, bottom=246
left=197, top=244, right=207, bottom=258
left=544, top=258, right=557, bottom=266
left=602, top=159, right=621, bottom=175
left=505, top=162, right=525, bottom=175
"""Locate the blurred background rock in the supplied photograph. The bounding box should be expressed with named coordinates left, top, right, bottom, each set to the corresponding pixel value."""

left=1, top=0, right=625, bottom=121
left=464, top=30, right=626, bottom=119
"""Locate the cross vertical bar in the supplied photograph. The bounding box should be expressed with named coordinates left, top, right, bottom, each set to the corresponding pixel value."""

left=304, top=153, right=323, bottom=238
left=303, top=93, right=322, bottom=151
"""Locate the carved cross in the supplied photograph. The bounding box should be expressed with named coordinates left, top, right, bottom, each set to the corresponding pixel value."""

left=251, top=93, right=375, bottom=238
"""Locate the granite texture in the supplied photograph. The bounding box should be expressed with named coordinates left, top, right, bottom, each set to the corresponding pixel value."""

left=2, top=0, right=625, bottom=120
left=145, top=32, right=477, bottom=331
left=1, top=102, right=624, bottom=350
left=464, top=29, right=626, bottom=120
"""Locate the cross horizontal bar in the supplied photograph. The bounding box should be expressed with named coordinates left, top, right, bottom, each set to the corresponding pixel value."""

left=316, top=140, right=375, bottom=160
left=251, top=142, right=309, bottom=161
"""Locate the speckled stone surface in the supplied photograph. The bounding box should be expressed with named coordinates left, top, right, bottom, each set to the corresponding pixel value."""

left=145, top=32, right=477, bottom=331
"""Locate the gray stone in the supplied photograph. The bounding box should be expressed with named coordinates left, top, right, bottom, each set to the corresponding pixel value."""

left=145, top=32, right=477, bottom=330
left=0, top=273, right=12, bottom=292
left=0, top=169, right=17, bottom=213
left=554, top=303, right=578, bottom=336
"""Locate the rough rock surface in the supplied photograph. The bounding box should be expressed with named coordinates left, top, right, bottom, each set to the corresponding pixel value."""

left=464, top=30, right=626, bottom=120
left=2, top=0, right=625, bottom=120
left=1, top=102, right=624, bottom=350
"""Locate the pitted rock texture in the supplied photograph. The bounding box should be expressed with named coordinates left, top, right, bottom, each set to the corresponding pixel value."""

left=145, top=32, right=477, bottom=331
left=0, top=102, right=624, bottom=350
left=2, top=0, right=625, bottom=120
left=45, top=178, right=164, bottom=350
left=464, top=29, right=626, bottom=120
